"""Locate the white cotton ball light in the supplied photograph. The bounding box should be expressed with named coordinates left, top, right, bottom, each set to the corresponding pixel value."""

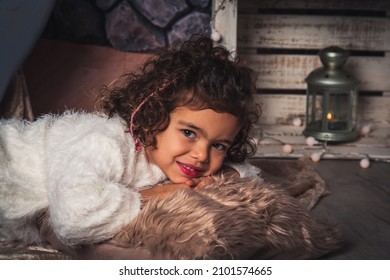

left=282, top=144, right=293, bottom=154
left=360, top=158, right=370, bottom=168
left=306, top=136, right=318, bottom=146
left=292, top=117, right=302, bottom=127
left=310, top=152, right=322, bottom=162
left=360, top=123, right=372, bottom=136
left=211, top=29, right=222, bottom=42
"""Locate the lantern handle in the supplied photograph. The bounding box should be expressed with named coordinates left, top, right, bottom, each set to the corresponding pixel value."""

left=319, top=46, right=349, bottom=69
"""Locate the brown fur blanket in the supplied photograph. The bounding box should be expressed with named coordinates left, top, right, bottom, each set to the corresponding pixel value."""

left=112, top=176, right=341, bottom=260
left=0, top=158, right=339, bottom=259
left=254, top=158, right=329, bottom=210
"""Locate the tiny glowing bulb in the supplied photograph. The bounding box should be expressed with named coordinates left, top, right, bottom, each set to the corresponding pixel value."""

left=360, top=124, right=372, bottom=136
left=292, top=117, right=302, bottom=127
left=311, top=152, right=322, bottom=162
left=282, top=144, right=293, bottom=154
left=211, top=29, right=222, bottom=42
left=306, top=136, right=318, bottom=146
left=360, top=158, right=370, bottom=168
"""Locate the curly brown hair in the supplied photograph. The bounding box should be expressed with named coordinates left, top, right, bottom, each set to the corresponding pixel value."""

left=96, top=35, right=260, bottom=162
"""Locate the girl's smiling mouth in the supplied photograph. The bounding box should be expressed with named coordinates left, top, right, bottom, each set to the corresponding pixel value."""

left=177, top=162, right=204, bottom=177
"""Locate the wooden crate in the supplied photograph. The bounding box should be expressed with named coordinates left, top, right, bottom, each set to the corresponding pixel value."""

left=213, top=0, right=390, bottom=160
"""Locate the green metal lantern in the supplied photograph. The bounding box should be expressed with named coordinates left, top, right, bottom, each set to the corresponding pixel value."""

left=303, top=46, right=359, bottom=142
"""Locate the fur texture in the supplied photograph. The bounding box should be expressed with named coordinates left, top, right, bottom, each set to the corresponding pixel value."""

left=114, top=177, right=342, bottom=259
left=0, top=112, right=163, bottom=245
left=0, top=111, right=260, bottom=246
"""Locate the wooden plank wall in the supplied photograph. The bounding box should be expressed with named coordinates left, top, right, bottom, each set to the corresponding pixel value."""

left=212, top=0, right=390, bottom=159
left=236, top=0, right=390, bottom=127
left=213, top=0, right=238, bottom=53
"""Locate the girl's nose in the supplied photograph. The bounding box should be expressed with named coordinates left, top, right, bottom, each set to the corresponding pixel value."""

left=190, top=143, right=209, bottom=163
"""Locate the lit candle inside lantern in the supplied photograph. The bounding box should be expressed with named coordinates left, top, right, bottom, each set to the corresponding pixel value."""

left=327, top=112, right=347, bottom=130
left=327, top=112, right=335, bottom=129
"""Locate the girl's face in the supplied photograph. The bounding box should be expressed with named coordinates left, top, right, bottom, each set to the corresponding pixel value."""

left=146, top=106, right=241, bottom=183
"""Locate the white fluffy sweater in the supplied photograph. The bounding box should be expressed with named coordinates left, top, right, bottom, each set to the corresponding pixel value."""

left=0, top=112, right=260, bottom=246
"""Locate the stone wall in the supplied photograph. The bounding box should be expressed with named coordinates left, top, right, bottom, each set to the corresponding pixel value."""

left=43, top=0, right=212, bottom=53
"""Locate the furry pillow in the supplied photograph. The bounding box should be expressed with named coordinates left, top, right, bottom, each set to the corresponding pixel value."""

left=112, top=177, right=342, bottom=259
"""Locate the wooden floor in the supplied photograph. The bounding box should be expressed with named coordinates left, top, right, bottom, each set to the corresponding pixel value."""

left=22, top=39, right=390, bottom=259
left=312, top=159, right=390, bottom=259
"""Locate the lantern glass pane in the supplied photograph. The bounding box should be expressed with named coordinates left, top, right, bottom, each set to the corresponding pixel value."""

left=326, top=92, right=349, bottom=131
left=351, top=89, right=358, bottom=128
left=306, top=89, right=324, bottom=130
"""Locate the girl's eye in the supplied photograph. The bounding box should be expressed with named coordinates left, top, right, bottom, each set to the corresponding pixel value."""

left=182, top=129, right=196, bottom=139
left=213, top=143, right=227, bottom=151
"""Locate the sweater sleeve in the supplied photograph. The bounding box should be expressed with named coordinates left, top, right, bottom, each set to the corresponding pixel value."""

left=46, top=122, right=140, bottom=246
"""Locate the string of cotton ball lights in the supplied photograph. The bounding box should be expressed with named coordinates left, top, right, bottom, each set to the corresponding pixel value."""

left=259, top=135, right=383, bottom=167
left=288, top=138, right=374, bottom=167
left=256, top=117, right=387, bottom=168
left=209, top=0, right=226, bottom=43
left=306, top=137, right=375, bottom=167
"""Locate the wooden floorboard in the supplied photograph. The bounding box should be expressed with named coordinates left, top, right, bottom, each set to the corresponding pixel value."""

left=313, top=159, right=390, bottom=259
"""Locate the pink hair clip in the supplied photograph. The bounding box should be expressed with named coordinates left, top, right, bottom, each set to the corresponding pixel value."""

left=129, top=92, right=155, bottom=151
left=129, top=79, right=174, bottom=151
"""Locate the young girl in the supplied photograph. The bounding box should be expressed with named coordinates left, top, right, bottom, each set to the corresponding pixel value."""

left=0, top=35, right=261, bottom=249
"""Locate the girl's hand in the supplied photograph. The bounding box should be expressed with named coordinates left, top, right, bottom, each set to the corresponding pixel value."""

left=139, top=165, right=239, bottom=200
left=184, top=176, right=215, bottom=189
left=186, top=165, right=239, bottom=189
